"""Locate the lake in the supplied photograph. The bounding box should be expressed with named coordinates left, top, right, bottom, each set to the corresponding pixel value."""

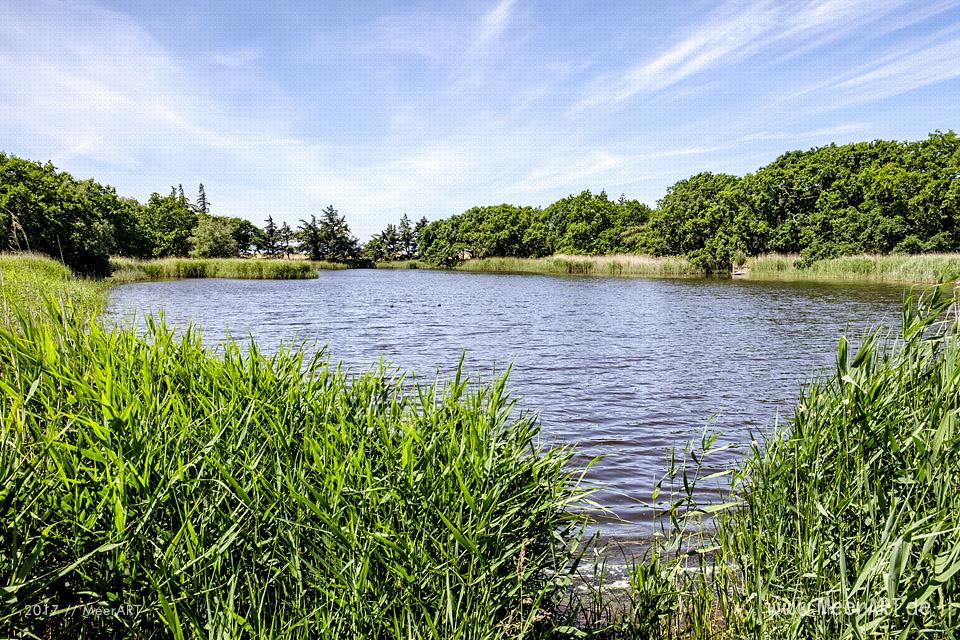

left=106, top=269, right=908, bottom=543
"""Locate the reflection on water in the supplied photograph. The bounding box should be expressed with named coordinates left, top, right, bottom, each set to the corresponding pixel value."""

left=107, top=270, right=907, bottom=541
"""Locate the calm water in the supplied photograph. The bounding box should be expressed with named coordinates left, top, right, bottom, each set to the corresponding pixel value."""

left=106, top=270, right=908, bottom=542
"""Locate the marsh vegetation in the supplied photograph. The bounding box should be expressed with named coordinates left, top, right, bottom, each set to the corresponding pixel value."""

left=2, top=254, right=959, bottom=637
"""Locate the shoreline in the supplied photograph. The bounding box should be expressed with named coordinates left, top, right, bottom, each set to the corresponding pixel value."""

left=374, top=252, right=960, bottom=285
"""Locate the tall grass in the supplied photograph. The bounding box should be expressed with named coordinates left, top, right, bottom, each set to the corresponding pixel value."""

left=455, top=255, right=704, bottom=277
left=745, top=253, right=960, bottom=283
left=619, top=283, right=960, bottom=638
left=6, top=253, right=960, bottom=637
left=108, top=257, right=344, bottom=283
left=0, top=306, right=589, bottom=638
left=375, top=260, right=427, bottom=269
left=710, top=284, right=960, bottom=636
left=0, top=253, right=105, bottom=325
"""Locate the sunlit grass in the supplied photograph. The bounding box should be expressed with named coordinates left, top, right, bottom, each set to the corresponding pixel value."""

left=0, top=252, right=106, bottom=325
left=375, top=260, right=426, bottom=269
left=4, top=252, right=960, bottom=638
left=108, top=257, right=345, bottom=282
left=745, top=253, right=960, bottom=283
left=455, top=255, right=703, bottom=277
left=0, top=255, right=591, bottom=639
left=617, top=283, right=960, bottom=638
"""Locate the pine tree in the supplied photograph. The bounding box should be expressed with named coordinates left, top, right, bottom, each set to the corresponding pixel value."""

left=279, top=222, right=293, bottom=258
left=196, top=184, right=209, bottom=215
left=399, top=214, right=415, bottom=259
left=414, top=216, right=429, bottom=258
left=261, top=215, right=279, bottom=257
left=381, top=224, right=400, bottom=260
left=298, top=206, right=359, bottom=263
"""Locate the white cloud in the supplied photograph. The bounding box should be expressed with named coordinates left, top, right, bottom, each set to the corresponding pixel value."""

left=474, top=0, right=517, bottom=48
left=572, top=2, right=777, bottom=112
left=784, top=25, right=960, bottom=109
left=212, top=47, right=261, bottom=67
left=1, top=0, right=956, bottom=242
left=570, top=0, right=922, bottom=113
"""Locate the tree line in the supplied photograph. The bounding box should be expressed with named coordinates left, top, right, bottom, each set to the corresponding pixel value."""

left=399, top=131, right=959, bottom=272
left=4, top=131, right=958, bottom=275
left=0, top=152, right=362, bottom=274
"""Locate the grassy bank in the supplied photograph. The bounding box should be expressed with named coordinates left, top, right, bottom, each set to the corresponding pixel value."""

left=453, top=254, right=704, bottom=277
left=374, top=259, right=426, bottom=269
left=0, top=253, right=106, bottom=324
left=743, top=253, right=960, bottom=283
left=0, top=254, right=591, bottom=639
left=109, top=256, right=345, bottom=283
left=709, top=284, right=960, bottom=636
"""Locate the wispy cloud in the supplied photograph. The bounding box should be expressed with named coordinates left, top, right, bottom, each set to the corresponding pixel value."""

left=784, top=24, right=960, bottom=109
left=573, top=2, right=778, bottom=112
left=570, top=0, right=920, bottom=113
left=212, top=47, right=261, bottom=67
left=473, top=0, right=517, bottom=49
left=1, top=0, right=957, bottom=239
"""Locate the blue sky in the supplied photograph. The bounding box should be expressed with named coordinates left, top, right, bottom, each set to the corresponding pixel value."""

left=2, top=1, right=959, bottom=239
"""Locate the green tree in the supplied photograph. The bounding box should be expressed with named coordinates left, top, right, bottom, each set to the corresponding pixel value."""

left=399, top=214, right=416, bottom=259
left=189, top=215, right=239, bottom=258
left=144, top=191, right=198, bottom=258
left=279, top=222, right=294, bottom=258
left=381, top=223, right=400, bottom=260
left=362, top=235, right=388, bottom=262
left=228, top=218, right=261, bottom=256
left=261, top=216, right=280, bottom=257
left=302, top=205, right=360, bottom=263
left=647, top=173, right=741, bottom=271
left=195, top=183, right=210, bottom=215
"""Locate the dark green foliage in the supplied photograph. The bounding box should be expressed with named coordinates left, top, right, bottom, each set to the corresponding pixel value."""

left=0, top=152, right=304, bottom=274
left=0, top=153, right=147, bottom=275
left=278, top=222, right=294, bottom=258
left=364, top=215, right=421, bottom=263
left=298, top=206, right=361, bottom=264
left=4, top=131, right=959, bottom=275
left=646, top=173, right=741, bottom=272
left=229, top=217, right=262, bottom=256
left=260, top=215, right=280, bottom=257
left=143, top=190, right=198, bottom=259
left=412, top=132, right=959, bottom=270
left=414, top=195, right=654, bottom=267
left=195, top=183, right=209, bottom=215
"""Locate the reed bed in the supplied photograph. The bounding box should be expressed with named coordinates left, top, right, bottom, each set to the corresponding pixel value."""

left=108, top=257, right=344, bottom=283
left=0, top=305, right=589, bottom=638
left=637, top=283, right=960, bottom=638
left=375, top=260, right=426, bottom=269
left=455, top=255, right=704, bottom=277
left=744, top=253, right=960, bottom=283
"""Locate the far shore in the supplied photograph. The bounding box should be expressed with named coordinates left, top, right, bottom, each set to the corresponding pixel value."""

left=7, top=252, right=951, bottom=289
left=375, top=252, right=960, bottom=285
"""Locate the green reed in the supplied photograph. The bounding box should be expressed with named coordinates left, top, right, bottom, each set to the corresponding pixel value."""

left=0, top=300, right=589, bottom=638
left=5, top=253, right=960, bottom=638
left=454, top=255, right=703, bottom=278
left=745, top=253, right=960, bottom=283
left=0, top=253, right=106, bottom=325
left=108, top=257, right=345, bottom=283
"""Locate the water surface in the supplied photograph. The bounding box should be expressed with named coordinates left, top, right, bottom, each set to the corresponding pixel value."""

left=107, top=270, right=907, bottom=542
